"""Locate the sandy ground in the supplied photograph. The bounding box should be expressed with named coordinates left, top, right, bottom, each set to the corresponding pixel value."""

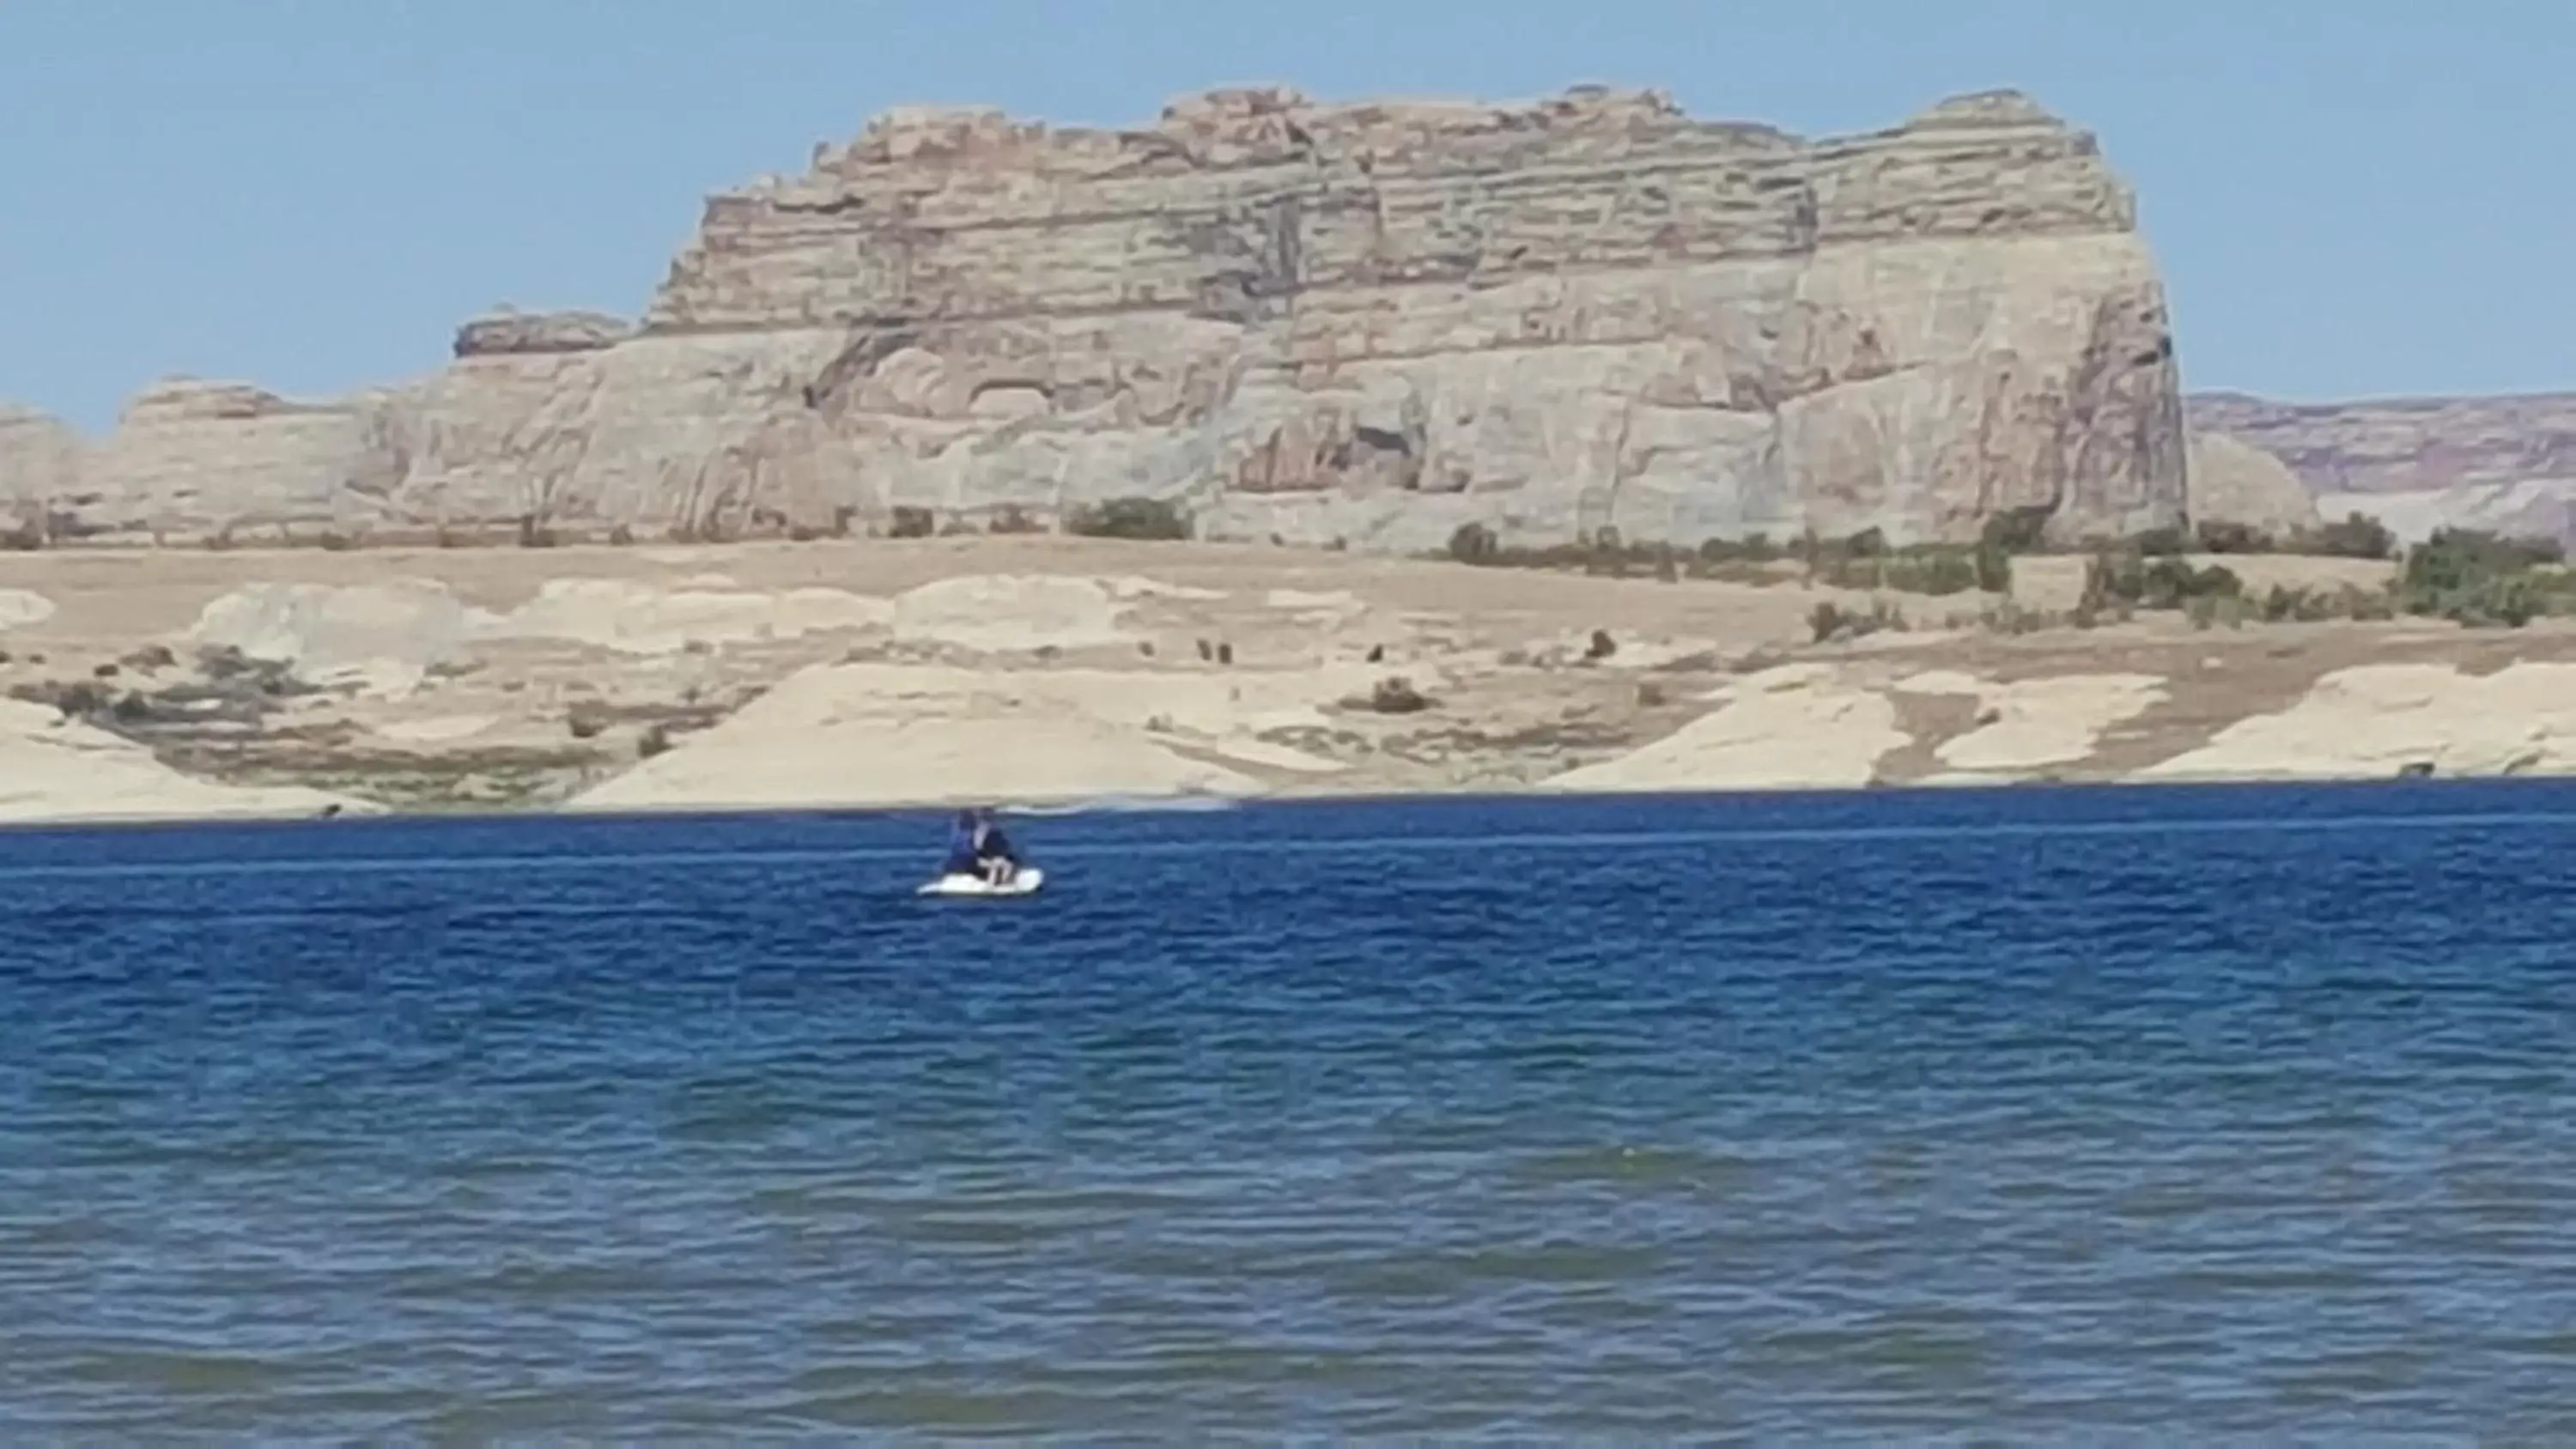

left=2, top=536, right=2573, bottom=823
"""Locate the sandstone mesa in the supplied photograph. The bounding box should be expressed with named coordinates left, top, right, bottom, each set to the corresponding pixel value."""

left=1, top=84, right=2193, bottom=553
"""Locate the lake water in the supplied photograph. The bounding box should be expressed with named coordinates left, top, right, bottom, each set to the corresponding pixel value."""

left=6, top=783, right=2576, bottom=1440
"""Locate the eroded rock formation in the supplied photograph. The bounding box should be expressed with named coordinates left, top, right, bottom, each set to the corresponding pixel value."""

left=4, top=84, right=2189, bottom=549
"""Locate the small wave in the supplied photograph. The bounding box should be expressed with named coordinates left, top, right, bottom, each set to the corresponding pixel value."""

left=1000, top=794, right=1244, bottom=817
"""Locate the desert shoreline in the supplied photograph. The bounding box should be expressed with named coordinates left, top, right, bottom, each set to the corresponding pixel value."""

left=1, top=768, right=2566, bottom=842
left=3, top=535, right=2574, bottom=828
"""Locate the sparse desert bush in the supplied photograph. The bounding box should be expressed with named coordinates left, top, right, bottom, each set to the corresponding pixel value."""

left=1698, top=533, right=1782, bottom=564
left=2398, top=528, right=2574, bottom=627
left=2195, top=520, right=2275, bottom=555
left=2084, top=552, right=2243, bottom=612
left=2255, top=582, right=2397, bottom=624
left=1065, top=496, right=1191, bottom=541
left=2185, top=593, right=2250, bottom=630
left=13, top=677, right=125, bottom=721
left=1810, top=599, right=1904, bottom=644
left=566, top=702, right=610, bottom=740
left=1973, top=535, right=2014, bottom=593
left=2129, top=525, right=2190, bottom=558
left=197, top=645, right=255, bottom=680
left=2292, top=512, right=2399, bottom=561
left=1364, top=676, right=1434, bottom=714
left=1449, top=522, right=1502, bottom=566
left=1802, top=530, right=1987, bottom=597
left=1980, top=506, right=2055, bottom=555
left=888, top=506, right=937, bottom=540
left=637, top=724, right=672, bottom=759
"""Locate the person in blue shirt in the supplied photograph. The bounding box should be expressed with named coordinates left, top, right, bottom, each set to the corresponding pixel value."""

left=942, top=807, right=1019, bottom=883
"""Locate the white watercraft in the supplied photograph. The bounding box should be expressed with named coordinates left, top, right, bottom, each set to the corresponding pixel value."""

left=916, top=865, right=1046, bottom=898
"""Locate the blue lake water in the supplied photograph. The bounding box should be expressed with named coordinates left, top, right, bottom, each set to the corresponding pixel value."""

left=6, top=782, right=2576, bottom=1439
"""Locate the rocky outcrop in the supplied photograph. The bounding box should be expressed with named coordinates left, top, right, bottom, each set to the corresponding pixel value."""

left=452, top=308, right=635, bottom=358
left=69, top=379, right=410, bottom=543
left=0, top=405, right=83, bottom=540
left=2189, top=391, right=2576, bottom=545
left=3, top=84, right=2190, bottom=550
left=2185, top=430, right=2318, bottom=535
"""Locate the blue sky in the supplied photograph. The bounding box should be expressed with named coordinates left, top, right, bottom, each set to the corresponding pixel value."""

left=4, top=0, right=2569, bottom=430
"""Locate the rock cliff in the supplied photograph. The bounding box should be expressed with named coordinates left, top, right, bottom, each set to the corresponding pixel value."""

left=2188, top=391, right=2576, bottom=545
left=4, top=84, right=2189, bottom=550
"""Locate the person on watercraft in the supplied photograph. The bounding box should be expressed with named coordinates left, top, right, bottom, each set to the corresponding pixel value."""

left=943, top=807, right=1019, bottom=883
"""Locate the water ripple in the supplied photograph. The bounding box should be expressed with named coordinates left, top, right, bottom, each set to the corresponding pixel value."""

left=4, top=782, right=2576, bottom=1436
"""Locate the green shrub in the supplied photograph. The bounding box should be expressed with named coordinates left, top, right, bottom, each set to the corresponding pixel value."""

left=2195, top=519, right=2275, bottom=555
left=1973, top=537, right=2013, bottom=593
left=1065, top=497, right=1192, bottom=541
left=2085, top=551, right=2243, bottom=611
left=1449, top=522, right=1502, bottom=566
left=2130, top=525, right=2190, bottom=558
left=1810, top=542, right=1984, bottom=596
left=2292, top=512, right=2398, bottom=561
left=1879, top=548, right=1982, bottom=597
left=1365, top=676, right=1433, bottom=714
left=1698, top=533, right=1781, bottom=564
left=1980, top=506, right=2056, bottom=555
left=2397, top=528, right=2573, bottom=627
left=1809, top=598, right=1904, bottom=644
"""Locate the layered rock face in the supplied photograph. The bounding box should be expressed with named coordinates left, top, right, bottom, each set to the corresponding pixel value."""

left=2189, top=391, right=2576, bottom=545
left=5, top=85, right=2189, bottom=549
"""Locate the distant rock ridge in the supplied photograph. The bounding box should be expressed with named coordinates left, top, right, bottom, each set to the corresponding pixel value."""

left=2187, top=391, right=2576, bottom=545
left=3, top=83, right=2188, bottom=550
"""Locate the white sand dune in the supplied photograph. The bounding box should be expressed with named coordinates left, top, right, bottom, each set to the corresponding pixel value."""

left=485, top=578, right=891, bottom=655
left=888, top=574, right=1138, bottom=653
left=569, top=660, right=1382, bottom=812
left=1544, top=665, right=1908, bottom=791
left=1104, top=575, right=1224, bottom=603
left=1897, top=670, right=2169, bottom=773
left=173, top=574, right=1188, bottom=709
left=0, top=589, right=56, bottom=630
left=376, top=713, right=500, bottom=743
left=0, top=699, right=368, bottom=823
left=2139, top=662, right=2576, bottom=780
left=185, top=580, right=474, bottom=697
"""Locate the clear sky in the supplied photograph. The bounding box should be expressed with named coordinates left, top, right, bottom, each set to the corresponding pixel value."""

left=4, top=0, right=2570, bottom=431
